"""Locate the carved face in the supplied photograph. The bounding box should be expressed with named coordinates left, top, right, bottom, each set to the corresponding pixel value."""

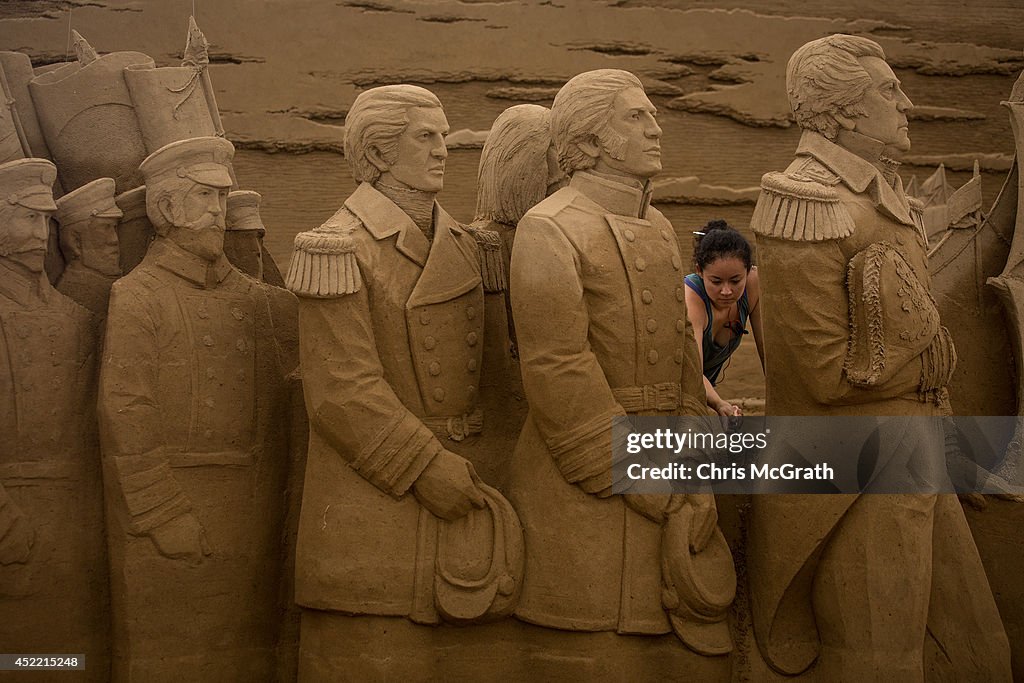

left=592, top=87, right=663, bottom=181
left=0, top=205, right=50, bottom=273
left=853, top=56, right=913, bottom=152
left=78, top=217, right=122, bottom=277
left=167, top=181, right=229, bottom=262
left=379, top=106, right=449, bottom=193
left=698, top=256, right=749, bottom=311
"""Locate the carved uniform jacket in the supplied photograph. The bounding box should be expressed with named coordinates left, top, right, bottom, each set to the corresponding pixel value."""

left=508, top=171, right=708, bottom=633
left=0, top=264, right=107, bottom=676
left=748, top=131, right=1008, bottom=678
left=288, top=182, right=509, bottom=618
left=56, top=262, right=117, bottom=318
left=98, top=238, right=295, bottom=679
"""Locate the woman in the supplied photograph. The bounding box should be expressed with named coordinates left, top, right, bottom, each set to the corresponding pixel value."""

left=684, top=219, right=764, bottom=417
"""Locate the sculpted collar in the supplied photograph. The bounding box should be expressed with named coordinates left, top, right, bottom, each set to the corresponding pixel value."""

left=570, top=170, right=653, bottom=219
left=796, top=130, right=914, bottom=227
left=0, top=258, right=53, bottom=308
left=345, top=181, right=464, bottom=267
left=149, top=238, right=233, bottom=288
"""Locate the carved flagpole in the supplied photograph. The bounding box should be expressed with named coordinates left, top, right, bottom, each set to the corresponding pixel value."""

left=183, top=16, right=224, bottom=138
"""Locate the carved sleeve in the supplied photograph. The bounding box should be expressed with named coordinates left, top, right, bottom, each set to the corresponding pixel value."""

left=759, top=237, right=923, bottom=406
left=297, top=289, right=442, bottom=498
left=98, top=283, right=192, bottom=534
left=511, top=213, right=629, bottom=494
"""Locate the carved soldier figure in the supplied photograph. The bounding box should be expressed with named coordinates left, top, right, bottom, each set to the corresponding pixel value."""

left=224, top=189, right=287, bottom=287
left=471, top=103, right=564, bottom=353
left=55, top=177, right=123, bottom=317
left=0, top=158, right=108, bottom=678
left=508, top=69, right=733, bottom=679
left=98, top=137, right=296, bottom=681
left=286, top=85, right=522, bottom=681
left=749, top=34, right=1011, bottom=680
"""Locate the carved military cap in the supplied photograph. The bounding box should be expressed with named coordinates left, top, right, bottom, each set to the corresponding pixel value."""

left=139, top=136, right=234, bottom=189
left=55, top=177, right=123, bottom=226
left=0, top=158, right=58, bottom=212
left=226, top=190, right=265, bottom=234
left=661, top=503, right=736, bottom=655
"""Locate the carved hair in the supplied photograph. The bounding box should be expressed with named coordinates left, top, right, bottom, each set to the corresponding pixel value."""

left=58, top=220, right=86, bottom=261
left=786, top=34, right=886, bottom=140
left=474, top=105, right=553, bottom=225
left=343, top=85, right=443, bottom=184
left=551, top=69, right=643, bottom=175
left=145, top=178, right=193, bottom=236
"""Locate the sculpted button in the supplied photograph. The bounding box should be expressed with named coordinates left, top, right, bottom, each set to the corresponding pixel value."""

left=676, top=319, right=686, bottom=333
left=433, top=388, right=446, bottom=402
left=647, top=349, right=659, bottom=364
left=661, top=229, right=672, bottom=241
left=641, top=289, right=653, bottom=304
left=429, top=361, right=441, bottom=376
left=202, top=335, right=215, bottom=347
left=676, top=287, right=685, bottom=302
left=203, top=429, right=214, bottom=439
left=675, top=348, right=684, bottom=364
left=624, top=229, right=636, bottom=242
left=466, top=332, right=478, bottom=347
left=424, top=336, right=437, bottom=350
left=646, top=319, right=657, bottom=333
left=420, top=311, right=430, bottom=325
left=467, top=359, right=478, bottom=373
left=231, top=307, right=245, bottom=321
left=671, top=255, right=682, bottom=271
left=197, top=308, right=209, bottom=319
left=635, top=257, right=647, bottom=272
left=466, top=306, right=477, bottom=320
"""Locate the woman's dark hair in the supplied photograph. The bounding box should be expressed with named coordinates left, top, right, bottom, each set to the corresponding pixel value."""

left=693, top=219, right=752, bottom=271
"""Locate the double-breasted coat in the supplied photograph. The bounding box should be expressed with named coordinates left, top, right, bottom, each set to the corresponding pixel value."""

left=508, top=170, right=709, bottom=634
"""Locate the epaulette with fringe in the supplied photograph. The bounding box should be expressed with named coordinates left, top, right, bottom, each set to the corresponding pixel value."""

left=907, top=196, right=926, bottom=233
left=751, top=171, right=855, bottom=242
left=466, top=226, right=506, bottom=293
left=285, top=227, right=361, bottom=298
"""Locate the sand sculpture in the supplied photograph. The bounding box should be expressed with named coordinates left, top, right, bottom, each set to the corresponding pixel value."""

left=0, top=158, right=109, bottom=679
left=471, top=103, right=564, bottom=356
left=97, top=137, right=297, bottom=680
left=506, top=69, right=734, bottom=679
left=286, top=84, right=523, bottom=680
left=224, top=189, right=287, bottom=287
left=55, top=177, right=123, bottom=317
left=1, top=8, right=1024, bottom=681
left=749, top=34, right=1011, bottom=680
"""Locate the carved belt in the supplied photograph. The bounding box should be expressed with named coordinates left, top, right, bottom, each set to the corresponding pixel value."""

left=422, top=407, right=484, bottom=442
left=0, top=461, right=80, bottom=483
left=612, top=382, right=682, bottom=413
left=167, top=450, right=255, bottom=468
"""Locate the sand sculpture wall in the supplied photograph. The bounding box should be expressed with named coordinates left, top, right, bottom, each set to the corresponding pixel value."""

left=0, top=3, right=1021, bottom=681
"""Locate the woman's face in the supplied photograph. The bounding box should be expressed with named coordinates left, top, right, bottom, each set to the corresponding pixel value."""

left=699, top=256, right=748, bottom=309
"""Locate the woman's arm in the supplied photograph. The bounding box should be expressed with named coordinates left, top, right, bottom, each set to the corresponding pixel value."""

left=685, top=283, right=739, bottom=417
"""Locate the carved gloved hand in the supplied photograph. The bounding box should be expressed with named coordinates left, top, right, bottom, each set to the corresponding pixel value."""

left=413, top=449, right=487, bottom=521
left=0, top=507, right=34, bottom=565
left=149, top=513, right=211, bottom=565
left=683, top=493, right=718, bottom=553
